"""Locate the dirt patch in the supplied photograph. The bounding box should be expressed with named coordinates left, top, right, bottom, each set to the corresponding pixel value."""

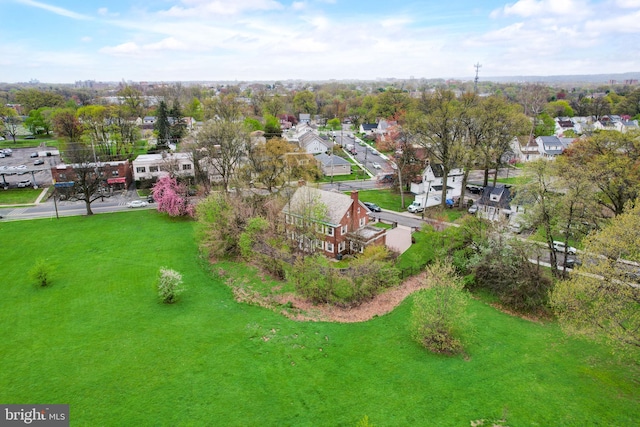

left=270, top=272, right=429, bottom=323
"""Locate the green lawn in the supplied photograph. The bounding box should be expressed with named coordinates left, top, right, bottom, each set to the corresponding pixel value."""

left=0, top=187, right=45, bottom=205
left=355, top=189, right=410, bottom=211
left=0, top=211, right=638, bottom=426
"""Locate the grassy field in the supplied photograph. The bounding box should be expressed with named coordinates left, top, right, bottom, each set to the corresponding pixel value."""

left=0, top=211, right=638, bottom=426
left=0, top=187, right=45, bottom=205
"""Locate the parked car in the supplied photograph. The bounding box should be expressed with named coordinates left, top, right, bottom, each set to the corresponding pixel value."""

left=468, top=204, right=478, bottom=214
left=466, top=185, right=483, bottom=194
left=34, top=159, right=45, bottom=165
left=1, top=148, right=11, bottom=156
left=17, top=179, right=32, bottom=188
left=147, top=195, right=155, bottom=203
left=30, top=152, right=39, bottom=158
left=363, top=202, right=381, bottom=212
left=126, top=200, right=148, bottom=208
left=563, top=257, right=582, bottom=269
left=24, top=135, right=36, bottom=139
left=553, top=241, right=577, bottom=255
left=371, top=162, right=381, bottom=169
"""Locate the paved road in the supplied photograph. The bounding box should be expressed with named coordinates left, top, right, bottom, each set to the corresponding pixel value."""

left=0, top=191, right=150, bottom=221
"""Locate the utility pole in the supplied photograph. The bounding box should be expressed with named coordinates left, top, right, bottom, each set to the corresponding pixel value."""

left=474, top=63, right=482, bottom=93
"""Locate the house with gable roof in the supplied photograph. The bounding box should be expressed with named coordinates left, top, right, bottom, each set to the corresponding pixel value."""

left=282, top=186, right=386, bottom=257
left=536, top=135, right=575, bottom=159
left=475, top=184, right=524, bottom=223
left=315, top=153, right=352, bottom=176
left=409, top=162, right=464, bottom=208
left=360, top=123, right=378, bottom=135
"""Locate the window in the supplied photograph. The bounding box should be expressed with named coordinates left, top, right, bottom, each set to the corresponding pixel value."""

left=327, top=227, right=334, bottom=236
left=111, top=171, right=119, bottom=177
left=326, top=242, right=334, bottom=252
left=285, top=214, right=291, bottom=224
left=359, top=218, right=365, bottom=227
left=346, top=211, right=350, bottom=218
left=338, top=241, right=345, bottom=252
left=182, top=164, right=192, bottom=170
left=59, top=173, right=66, bottom=180
left=136, top=167, right=146, bottom=173
left=341, top=224, right=347, bottom=235
left=149, top=166, right=159, bottom=172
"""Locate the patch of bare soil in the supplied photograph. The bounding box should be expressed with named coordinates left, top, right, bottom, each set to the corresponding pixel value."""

left=271, top=272, right=429, bottom=323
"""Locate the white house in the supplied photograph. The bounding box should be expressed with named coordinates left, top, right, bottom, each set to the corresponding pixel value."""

left=410, top=163, right=464, bottom=208
left=536, top=136, right=575, bottom=159
left=132, top=153, right=195, bottom=181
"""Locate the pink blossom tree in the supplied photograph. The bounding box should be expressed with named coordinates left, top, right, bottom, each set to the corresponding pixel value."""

left=151, top=175, right=194, bottom=217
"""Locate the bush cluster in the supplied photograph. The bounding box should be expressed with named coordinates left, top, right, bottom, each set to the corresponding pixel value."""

left=289, top=247, right=400, bottom=307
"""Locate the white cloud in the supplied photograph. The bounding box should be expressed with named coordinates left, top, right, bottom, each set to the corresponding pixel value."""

left=292, top=1, right=306, bottom=10
left=16, top=0, right=92, bottom=20
left=158, top=0, right=284, bottom=17
left=491, top=0, right=592, bottom=18
left=98, top=7, right=119, bottom=17
left=81, top=36, right=92, bottom=43
left=585, top=9, right=640, bottom=32
left=614, top=0, right=640, bottom=7
left=99, top=42, right=140, bottom=56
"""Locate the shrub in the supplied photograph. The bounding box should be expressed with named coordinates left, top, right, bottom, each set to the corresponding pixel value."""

left=471, top=241, right=552, bottom=314
left=29, top=259, right=52, bottom=287
left=157, top=267, right=185, bottom=304
left=411, top=260, right=470, bottom=355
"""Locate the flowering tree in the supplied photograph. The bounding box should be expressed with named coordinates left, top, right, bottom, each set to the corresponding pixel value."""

left=152, top=175, right=194, bottom=217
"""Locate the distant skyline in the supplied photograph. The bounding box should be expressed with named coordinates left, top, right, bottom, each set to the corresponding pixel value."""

left=1, top=0, right=639, bottom=84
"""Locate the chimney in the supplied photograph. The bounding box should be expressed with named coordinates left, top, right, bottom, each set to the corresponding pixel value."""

left=350, top=191, right=359, bottom=204
left=297, top=179, right=306, bottom=187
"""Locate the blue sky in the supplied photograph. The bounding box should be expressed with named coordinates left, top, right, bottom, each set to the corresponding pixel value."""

left=1, top=0, right=639, bottom=83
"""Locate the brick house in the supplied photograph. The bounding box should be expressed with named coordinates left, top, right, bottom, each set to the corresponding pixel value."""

left=282, top=186, right=386, bottom=258
left=51, top=160, right=133, bottom=191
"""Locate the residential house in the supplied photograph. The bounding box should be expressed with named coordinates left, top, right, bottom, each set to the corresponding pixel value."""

left=511, top=136, right=541, bottom=162
left=410, top=163, right=464, bottom=208
left=555, top=117, right=575, bottom=136
left=360, top=123, right=378, bottom=135
left=536, top=136, right=575, bottom=159
left=297, top=130, right=333, bottom=155
left=476, top=184, right=524, bottom=222
left=299, top=113, right=311, bottom=125
left=315, top=153, right=351, bottom=176
left=132, top=153, right=195, bottom=181
left=617, top=119, right=639, bottom=133
left=282, top=186, right=386, bottom=257
left=142, top=116, right=156, bottom=130
left=51, top=160, right=133, bottom=192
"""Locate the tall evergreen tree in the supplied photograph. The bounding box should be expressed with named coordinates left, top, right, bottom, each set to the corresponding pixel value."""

left=155, top=101, right=171, bottom=148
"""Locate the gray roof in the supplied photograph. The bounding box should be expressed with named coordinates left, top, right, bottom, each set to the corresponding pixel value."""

left=282, top=186, right=354, bottom=226
left=478, top=185, right=512, bottom=209
left=361, top=123, right=377, bottom=131
left=299, top=131, right=331, bottom=149
left=315, top=153, right=351, bottom=167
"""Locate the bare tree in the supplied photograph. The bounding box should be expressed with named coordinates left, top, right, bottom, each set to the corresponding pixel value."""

left=63, top=143, right=106, bottom=216
left=197, top=118, right=248, bottom=191
left=408, top=89, right=466, bottom=208
left=517, top=83, right=549, bottom=142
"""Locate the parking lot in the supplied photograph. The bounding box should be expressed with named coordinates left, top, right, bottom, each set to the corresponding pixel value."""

left=0, top=146, right=58, bottom=189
